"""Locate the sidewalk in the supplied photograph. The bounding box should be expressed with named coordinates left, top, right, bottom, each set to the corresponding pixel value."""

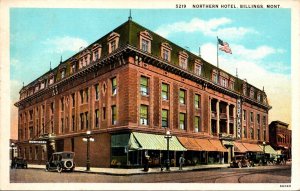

left=28, top=164, right=229, bottom=176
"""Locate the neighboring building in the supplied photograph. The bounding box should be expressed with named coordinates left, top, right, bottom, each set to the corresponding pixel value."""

left=14, top=18, right=271, bottom=168
left=269, top=121, right=291, bottom=159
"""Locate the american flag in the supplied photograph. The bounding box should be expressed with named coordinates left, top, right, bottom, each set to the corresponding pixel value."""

left=218, top=38, right=232, bottom=54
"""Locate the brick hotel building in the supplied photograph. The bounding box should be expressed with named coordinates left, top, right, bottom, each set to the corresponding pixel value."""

left=15, top=18, right=272, bottom=167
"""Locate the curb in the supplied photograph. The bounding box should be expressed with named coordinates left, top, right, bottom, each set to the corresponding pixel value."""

left=26, top=166, right=228, bottom=176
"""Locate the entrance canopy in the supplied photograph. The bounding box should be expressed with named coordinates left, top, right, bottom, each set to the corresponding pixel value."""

left=259, top=145, right=277, bottom=155
left=129, top=132, right=186, bottom=151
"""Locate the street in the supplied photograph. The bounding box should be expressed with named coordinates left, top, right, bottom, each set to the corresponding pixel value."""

left=10, top=165, right=291, bottom=183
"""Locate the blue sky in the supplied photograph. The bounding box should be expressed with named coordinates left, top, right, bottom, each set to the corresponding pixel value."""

left=10, top=8, right=291, bottom=131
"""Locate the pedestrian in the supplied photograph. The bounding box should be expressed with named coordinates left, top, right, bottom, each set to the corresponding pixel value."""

left=179, top=154, right=185, bottom=170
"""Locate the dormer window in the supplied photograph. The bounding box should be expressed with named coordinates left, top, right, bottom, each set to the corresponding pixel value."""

left=194, top=59, right=202, bottom=76
left=220, top=78, right=228, bottom=87
left=40, top=80, right=45, bottom=89
left=229, top=78, right=235, bottom=90
left=219, top=72, right=229, bottom=88
left=61, top=69, right=65, bottom=79
left=92, top=43, right=102, bottom=61
left=139, top=30, right=152, bottom=53
left=263, top=96, right=267, bottom=104
left=250, top=87, right=254, bottom=98
left=49, top=74, right=54, bottom=85
left=107, top=32, right=120, bottom=54
left=161, top=42, right=172, bottom=62
left=212, top=69, right=218, bottom=84
left=243, top=83, right=247, bottom=96
left=70, top=62, right=76, bottom=74
left=179, top=51, right=188, bottom=70
left=35, top=85, right=39, bottom=92
left=257, top=92, right=261, bottom=102
left=79, top=50, right=91, bottom=69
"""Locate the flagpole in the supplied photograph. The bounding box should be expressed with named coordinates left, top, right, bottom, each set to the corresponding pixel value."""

left=217, top=36, right=219, bottom=68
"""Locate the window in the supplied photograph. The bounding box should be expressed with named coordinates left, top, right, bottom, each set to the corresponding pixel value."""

left=243, top=110, right=246, bottom=121
left=103, top=107, right=106, bottom=120
left=94, top=50, right=99, bottom=61
left=213, top=73, right=218, bottom=84
left=50, top=120, right=54, bottom=133
left=95, top=84, right=99, bottom=100
left=95, top=109, right=99, bottom=128
left=61, top=118, right=64, bottom=133
left=161, top=83, right=169, bottom=100
left=162, top=109, right=168, bottom=128
left=263, top=116, right=266, bottom=126
left=243, top=126, right=247, bottom=138
left=85, top=112, right=88, bottom=129
left=179, top=113, right=186, bottom=130
left=179, top=58, right=187, bottom=69
left=142, top=39, right=149, bottom=52
left=80, top=90, right=84, bottom=104
left=29, top=127, right=33, bottom=138
left=139, top=30, right=152, bottom=53
left=80, top=113, right=84, bottom=130
left=107, top=32, right=120, bottom=53
left=257, top=93, right=261, bottom=102
left=85, top=88, right=89, bottom=103
left=49, top=76, right=54, bottom=85
left=140, top=76, right=149, bottom=96
left=250, top=128, right=254, bottom=139
left=257, top=128, right=260, bottom=140
left=61, top=97, right=64, bottom=111
left=140, top=105, right=148, bottom=125
left=111, top=40, right=116, bottom=52
left=195, top=63, right=202, bottom=76
left=40, top=81, right=45, bottom=89
left=61, top=70, right=65, bottom=79
left=195, top=116, right=200, bottom=132
left=162, top=49, right=169, bottom=61
left=250, top=112, right=253, bottom=123
left=229, top=81, right=234, bottom=90
left=179, top=89, right=186, bottom=104
left=257, top=114, right=260, bottom=124
left=29, top=110, right=33, bottom=120
left=111, top=77, right=117, bottom=96
left=250, top=88, right=254, bottom=98
left=72, top=115, right=75, bottom=131
left=111, top=106, right=117, bottom=125
left=195, top=94, right=200, bottom=108
left=243, top=85, right=247, bottom=96
left=220, top=78, right=228, bottom=87
left=72, top=93, right=75, bottom=107
left=71, top=63, right=76, bottom=73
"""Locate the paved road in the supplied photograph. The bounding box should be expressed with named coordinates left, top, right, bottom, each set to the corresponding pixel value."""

left=10, top=165, right=291, bottom=183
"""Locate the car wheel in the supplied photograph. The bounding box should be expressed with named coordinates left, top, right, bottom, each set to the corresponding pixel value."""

left=238, top=162, right=242, bottom=168
left=57, top=165, right=62, bottom=173
left=45, top=164, right=50, bottom=172
left=246, top=162, right=250, bottom=167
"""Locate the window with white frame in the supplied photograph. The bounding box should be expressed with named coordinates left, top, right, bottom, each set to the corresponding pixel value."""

left=195, top=63, right=202, bottom=76
left=195, top=116, right=200, bottom=132
left=179, top=51, right=188, bottom=69
left=162, top=109, right=168, bottom=128
left=161, top=83, right=169, bottom=100
left=161, top=42, right=172, bottom=62
left=139, top=30, right=152, bottom=53
left=140, top=105, right=148, bottom=125
left=107, top=32, right=120, bottom=54
left=140, top=76, right=149, bottom=96
left=179, top=113, right=186, bottom=130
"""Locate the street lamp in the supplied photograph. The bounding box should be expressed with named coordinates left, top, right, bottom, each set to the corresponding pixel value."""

left=10, top=143, right=15, bottom=169
left=82, top=130, right=94, bottom=171
left=164, top=130, right=172, bottom=171
left=263, top=141, right=266, bottom=165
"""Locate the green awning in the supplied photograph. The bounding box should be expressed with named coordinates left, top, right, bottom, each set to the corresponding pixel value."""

left=128, top=133, right=142, bottom=150
left=259, top=145, right=277, bottom=155
left=131, top=132, right=186, bottom=151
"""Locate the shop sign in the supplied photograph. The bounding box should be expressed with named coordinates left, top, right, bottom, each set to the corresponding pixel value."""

left=236, top=98, right=242, bottom=139
left=29, top=140, right=47, bottom=144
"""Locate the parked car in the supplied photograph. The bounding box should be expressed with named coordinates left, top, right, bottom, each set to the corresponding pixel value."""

left=12, top=157, right=28, bottom=169
left=45, top=152, right=75, bottom=172
left=230, top=155, right=253, bottom=168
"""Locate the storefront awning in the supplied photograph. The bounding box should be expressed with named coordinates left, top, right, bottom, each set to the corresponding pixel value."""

left=234, top=142, right=248, bottom=153
left=194, top=138, right=219, bottom=152
left=242, top=143, right=263, bottom=152
left=209, top=139, right=227, bottom=152
left=130, top=132, right=186, bottom=151
left=259, top=145, right=277, bottom=155
left=177, top=137, right=201, bottom=151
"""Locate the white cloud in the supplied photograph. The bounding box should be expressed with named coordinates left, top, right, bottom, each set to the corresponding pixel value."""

left=155, top=17, right=256, bottom=40
left=43, top=36, right=89, bottom=53
left=200, top=42, right=291, bottom=126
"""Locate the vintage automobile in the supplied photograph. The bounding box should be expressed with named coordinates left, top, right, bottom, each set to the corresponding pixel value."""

left=230, top=155, right=253, bottom=168
left=45, top=152, right=75, bottom=172
left=12, top=157, right=28, bottom=169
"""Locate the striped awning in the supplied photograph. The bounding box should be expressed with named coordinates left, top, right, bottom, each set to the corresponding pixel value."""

left=234, top=142, right=248, bottom=153
left=194, top=138, right=217, bottom=151
left=259, top=145, right=277, bottom=155
left=209, top=139, right=227, bottom=152
left=130, top=132, right=186, bottom=151
left=242, top=143, right=263, bottom=152
left=177, top=137, right=201, bottom=151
